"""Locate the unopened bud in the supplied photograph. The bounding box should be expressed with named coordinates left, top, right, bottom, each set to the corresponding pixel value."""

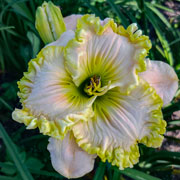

left=35, top=1, right=66, bottom=44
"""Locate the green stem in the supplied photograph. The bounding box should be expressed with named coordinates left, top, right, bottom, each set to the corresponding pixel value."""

left=0, top=123, right=34, bottom=180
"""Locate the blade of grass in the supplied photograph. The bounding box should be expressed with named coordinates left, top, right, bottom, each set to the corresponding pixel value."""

left=146, top=2, right=172, bottom=29
left=0, top=162, right=63, bottom=179
left=1, top=31, right=21, bottom=69
left=112, top=169, right=120, bottom=180
left=28, top=168, right=63, bottom=179
left=149, top=164, right=180, bottom=172
left=4, top=0, right=34, bottom=22
left=153, top=4, right=174, bottom=13
left=164, top=135, right=180, bottom=143
left=168, top=120, right=180, bottom=125
left=0, top=97, right=13, bottom=111
left=20, top=134, right=47, bottom=144
left=125, top=10, right=137, bottom=23
left=167, top=126, right=180, bottom=131
left=169, top=38, right=180, bottom=46
left=145, top=151, right=180, bottom=163
left=0, top=123, right=34, bottom=180
left=107, top=0, right=129, bottom=27
left=0, top=45, right=5, bottom=71
left=137, top=0, right=148, bottom=34
left=84, top=0, right=104, bottom=19
left=145, top=9, right=174, bottom=66
left=0, top=175, right=17, bottom=180
left=93, top=161, right=106, bottom=180
left=114, top=168, right=161, bottom=180
left=27, top=31, right=40, bottom=58
left=0, top=26, right=14, bottom=31
left=155, top=45, right=165, bottom=58
left=163, top=101, right=180, bottom=118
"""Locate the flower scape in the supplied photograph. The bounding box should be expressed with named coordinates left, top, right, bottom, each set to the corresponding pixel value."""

left=12, top=1, right=179, bottom=179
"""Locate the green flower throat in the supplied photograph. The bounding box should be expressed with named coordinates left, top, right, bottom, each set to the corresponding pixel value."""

left=84, top=75, right=110, bottom=96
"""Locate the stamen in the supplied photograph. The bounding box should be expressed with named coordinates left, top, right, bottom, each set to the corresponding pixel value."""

left=84, top=75, right=110, bottom=96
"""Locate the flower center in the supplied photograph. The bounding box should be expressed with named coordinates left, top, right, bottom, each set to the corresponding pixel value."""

left=84, top=75, right=110, bottom=96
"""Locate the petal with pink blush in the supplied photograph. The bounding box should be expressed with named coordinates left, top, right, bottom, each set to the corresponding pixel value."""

left=47, top=132, right=96, bottom=179
left=140, top=60, right=178, bottom=106
left=64, top=14, right=82, bottom=30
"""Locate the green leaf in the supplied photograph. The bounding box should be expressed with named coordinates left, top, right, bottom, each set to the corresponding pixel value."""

left=164, top=135, right=180, bottom=143
left=0, top=162, right=16, bottom=175
left=115, top=168, right=161, bottom=180
left=0, top=97, right=13, bottom=111
left=145, top=151, right=180, bottom=163
left=0, top=26, right=15, bottom=31
left=28, top=168, right=63, bottom=179
left=169, top=38, right=180, bottom=46
left=84, top=0, right=104, bottom=19
left=0, top=45, right=5, bottom=70
left=167, top=126, right=180, bottom=131
left=25, top=157, right=44, bottom=170
left=145, top=9, right=174, bottom=66
left=146, top=2, right=172, bottom=29
left=168, top=120, right=180, bottom=125
left=4, top=0, right=34, bottom=22
left=112, top=169, right=120, bottom=180
left=136, top=0, right=148, bottom=34
left=107, top=0, right=129, bottom=27
left=0, top=175, right=17, bottom=180
left=27, top=31, right=40, bottom=58
left=20, top=134, right=47, bottom=144
left=0, top=123, right=34, bottom=180
left=0, top=162, right=63, bottom=179
left=93, top=162, right=106, bottom=180
left=152, top=4, right=174, bottom=13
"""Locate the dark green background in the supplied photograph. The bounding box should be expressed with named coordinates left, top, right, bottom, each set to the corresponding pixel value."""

left=0, top=0, right=180, bottom=179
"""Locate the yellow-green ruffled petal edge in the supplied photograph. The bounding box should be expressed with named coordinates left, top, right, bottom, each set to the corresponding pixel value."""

left=139, top=82, right=167, bottom=148
left=12, top=107, right=94, bottom=140
left=13, top=47, right=67, bottom=139
left=12, top=108, right=73, bottom=139
left=73, top=80, right=166, bottom=170
left=65, top=14, right=151, bottom=92
left=12, top=46, right=94, bottom=140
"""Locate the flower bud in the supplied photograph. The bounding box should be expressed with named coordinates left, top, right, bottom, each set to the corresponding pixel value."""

left=35, top=1, right=66, bottom=44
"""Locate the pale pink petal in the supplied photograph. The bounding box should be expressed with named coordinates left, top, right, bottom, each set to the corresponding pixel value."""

left=47, top=30, right=75, bottom=47
left=64, top=14, right=82, bottom=30
left=140, top=60, right=178, bottom=106
left=47, top=132, right=96, bottom=178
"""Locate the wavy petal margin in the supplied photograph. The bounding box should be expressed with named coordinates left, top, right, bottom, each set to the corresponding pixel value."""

left=65, top=14, right=151, bottom=93
left=72, top=80, right=166, bottom=169
left=12, top=46, right=95, bottom=139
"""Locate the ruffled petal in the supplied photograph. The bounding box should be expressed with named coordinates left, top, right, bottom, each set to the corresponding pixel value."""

left=12, top=46, right=95, bottom=139
left=73, top=80, right=166, bottom=169
left=64, top=14, right=82, bottom=30
left=47, top=132, right=96, bottom=179
left=65, top=15, right=151, bottom=93
left=140, top=59, right=179, bottom=106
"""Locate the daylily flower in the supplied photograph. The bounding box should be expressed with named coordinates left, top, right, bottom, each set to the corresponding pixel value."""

left=12, top=1, right=179, bottom=179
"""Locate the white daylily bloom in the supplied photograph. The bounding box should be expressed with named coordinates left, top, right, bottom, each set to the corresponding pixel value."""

left=12, top=2, right=178, bottom=179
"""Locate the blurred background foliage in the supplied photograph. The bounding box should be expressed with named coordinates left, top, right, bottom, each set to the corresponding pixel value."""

left=0, top=0, right=180, bottom=179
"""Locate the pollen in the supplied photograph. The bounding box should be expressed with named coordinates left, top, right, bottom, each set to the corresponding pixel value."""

left=84, top=75, right=110, bottom=96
